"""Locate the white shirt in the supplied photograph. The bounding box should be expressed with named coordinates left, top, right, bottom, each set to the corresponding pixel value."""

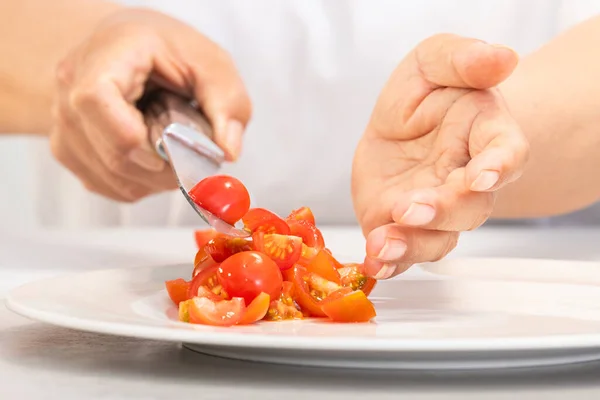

left=1, top=0, right=599, bottom=228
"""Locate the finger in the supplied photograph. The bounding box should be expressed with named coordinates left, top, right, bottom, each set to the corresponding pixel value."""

left=363, top=224, right=459, bottom=279
left=390, top=168, right=495, bottom=232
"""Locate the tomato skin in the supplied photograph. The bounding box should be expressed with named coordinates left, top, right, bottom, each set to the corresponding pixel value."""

left=320, top=290, right=376, bottom=323
left=165, top=278, right=190, bottom=305
left=188, top=296, right=245, bottom=327
left=252, top=233, right=302, bottom=271
left=194, top=229, right=218, bottom=249
left=238, top=292, right=270, bottom=325
left=287, top=219, right=325, bottom=249
left=187, top=265, right=223, bottom=299
left=217, top=251, right=283, bottom=305
left=188, top=175, right=251, bottom=225
left=306, top=250, right=342, bottom=284
left=286, top=207, right=316, bottom=225
left=205, top=236, right=253, bottom=263
left=192, top=248, right=218, bottom=278
left=242, top=208, right=291, bottom=235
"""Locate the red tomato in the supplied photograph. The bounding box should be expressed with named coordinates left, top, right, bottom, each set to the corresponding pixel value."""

left=265, top=281, right=303, bottom=321
left=194, top=229, right=218, bottom=249
left=292, top=266, right=345, bottom=318
left=242, top=208, right=290, bottom=235
left=192, top=247, right=218, bottom=278
left=188, top=175, right=251, bottom=225
left=205, top=236, right=253, bottom=263
left=286, top=207, right=316, bottom=225
left=238, top=292, right=270, bottom=325
left=306, top=250, right=342, bottom=284
left=338, top=263, right=377, bottom=296
left=320, top=289, right=376, bottom=323
left=187, top=265, right=226, bottom=299
left=188, top=296, right=245, bottom=327
left=165, top=278, right=190, bottom=305
left=297, top=244, right=319, bottom=267
left=217, top=251, right=283, bottom=304
left=287, top=219, right=325, bottom=249
left=252, top=232, right=302, bottom=270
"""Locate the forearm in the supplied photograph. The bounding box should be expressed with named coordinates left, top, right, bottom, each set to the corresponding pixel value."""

left=493, top=15, right=600, bottom=218
left=0, top=0, right=121, bottom=134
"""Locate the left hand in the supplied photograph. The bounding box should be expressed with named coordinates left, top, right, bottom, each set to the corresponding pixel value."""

left=352, top=34, right=529, bottom=279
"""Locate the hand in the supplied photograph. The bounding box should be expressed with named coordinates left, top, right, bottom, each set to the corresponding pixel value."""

left=352, top=34, right=529, bottom=279
left=50, top=8, right=251, bottom=202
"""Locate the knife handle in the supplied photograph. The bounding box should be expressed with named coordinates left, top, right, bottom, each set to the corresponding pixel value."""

left=137, top=90, right=215, bottom=161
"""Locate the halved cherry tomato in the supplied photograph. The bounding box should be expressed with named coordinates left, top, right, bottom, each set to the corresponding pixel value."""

left=165, top=278, right=190, bottom=305
left=205, top=236, right=253, bottom=263
left=287, top=219, right=324, bottom=249
left=265, top=281, right=303, bottom=321
left=188, top=175, right=251, bottom=225
left=286, top=207, right=316, bottom=225
left=192, top=247, right=218, bottom=278
left=194, top=229, right=218, bottom=249
left=338, top=263, right=377, bottom=296
left=292, top=266, right=345, bottom=317
left=187, top=265, right=227, bottom=299
left=320, top=289, right=376, bottom=323
left=281, top=266, right=295, bottom=282
left=238, top=292, right=270, bottom=325
left=188, top=296, right=245, bottom=327
left=242, top=208, right=290, bottom=235
left=252, top=232, right=302, bottom=270
left=306, top=250, right=342, bottom=284
left=217, top=251, right=283, bottom=304
left=297, top=244, right=319, bottom=267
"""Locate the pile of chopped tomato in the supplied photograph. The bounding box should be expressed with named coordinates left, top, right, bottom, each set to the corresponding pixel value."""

left=165, top=175, right=377, bottom=327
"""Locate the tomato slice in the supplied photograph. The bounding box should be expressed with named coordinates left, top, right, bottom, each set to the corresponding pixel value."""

left=165, top=278, right=190, bottom=305
left=188, top=296, right=245, bottom=327
left=187, top=265, right=228, bottom=299
left=242, top=208, right=291, bottom=235
left=286, top=207, right=316, bottom=225
left=338, top=263, right=377, bottom=296
left=287, top=219, right=325, bottom=249
left=188, top=175, right=251, bottom=225
left=192, top=247, right=218, bottom=278
left=252, top=232, right=302, bottom=270
left=306, top=250, right=342, bottom=284
left=320, top=289, right=376, bottom=323
left=238, top=292, right=270, bottom=325
left=204, top=236, right=253, bottom=263
left=194, top=229, right=218, bottom=249
left=292, top=266, right=343, bottom=317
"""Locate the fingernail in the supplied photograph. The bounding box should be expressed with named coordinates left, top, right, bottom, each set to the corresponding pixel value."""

left=223, top=119, right=244, bottom=161
left=471, top=169, right=499, bottom=191
left=374, top=264, right=397, bottom=280
left=377, top=238, right=407, bottom=261
left=400, top=203, right=435, bottom=226
left=128, top=148, right=165, bottom=172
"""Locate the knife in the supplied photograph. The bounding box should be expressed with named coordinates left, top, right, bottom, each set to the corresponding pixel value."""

left=138, top=90, right=249, bottom=238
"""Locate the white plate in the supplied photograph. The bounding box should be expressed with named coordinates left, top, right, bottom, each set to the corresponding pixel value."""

left=7, top=257, right=600, bottom=370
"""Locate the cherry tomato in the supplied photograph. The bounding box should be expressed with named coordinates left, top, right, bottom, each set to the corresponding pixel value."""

left=192, top=247, right=218, bottom=278
left=242, top=208, right=290, bottom=234
left=252, top=232, right=302, bottom=270
left=165, top=278, right=190, bottom=305
left=338, top=263, right=377, bottom=296
left=297, top=244, right=319, bottom=267
left=188, top=175, right=251, bottom=225
left=320, top=289, right=376, bottom=323
left=292, top=266, right=345, bottom=317
left=286, top=207, right=316, bottom=225
left=188, top=296, right=245, bottom=327
left=194, top=229, right=218, bottom=249
left=265, top=281, right=303, bottom=321
left=287, top=219, right=325, bottom=249
left=238, top=292, right=270, bottom=325
left=306, top=250, right=342, bottom=284
left=205, top=236, right=253, bottom=263
left=187, top=265, right=227, bottom=299
left=217, top=251, right=283, bottom=304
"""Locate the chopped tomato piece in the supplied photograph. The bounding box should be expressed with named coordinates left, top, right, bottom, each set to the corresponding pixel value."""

left=187, top=265, right=228, bottom=299
left=205, top=236, right=253, bottom=263
left=252, top=232, right=302, bottom=270
left=292, top=266, right=344, bottom=317
left=194, top=229, right=218, bottom=249
left=192, top=247, right=218, bottom=278
left=242, top=208, right=290, bottom=235
left=165, top=278, right=190, bottom=305
left=338, top=263, right=377, bottom=296
left=217, top=251, right=283, bottom=304
left=188, top=175, right=251, bottom=225
left=266, top=281, right=303, bottom=321
left=321, top=289, right=376, bottom=323
left=178, top=299, right=193, bottom=322
left=286, top=207, right=316, bottom=225
left=238, top=292, right=270, bottom=325
left=306, top=250, right=342, bottom=284
left=188, top=296, right=245, bottom=327
left=281, top=266, right=295, bottom=282
left=287, top=219, right=325, bottom=249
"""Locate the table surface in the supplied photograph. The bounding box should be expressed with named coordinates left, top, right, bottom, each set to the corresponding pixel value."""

left=4, top=226, right=600, bottom=399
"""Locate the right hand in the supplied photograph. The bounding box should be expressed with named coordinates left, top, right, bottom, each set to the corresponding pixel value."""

left=50, top=8, right=252, bottom=202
